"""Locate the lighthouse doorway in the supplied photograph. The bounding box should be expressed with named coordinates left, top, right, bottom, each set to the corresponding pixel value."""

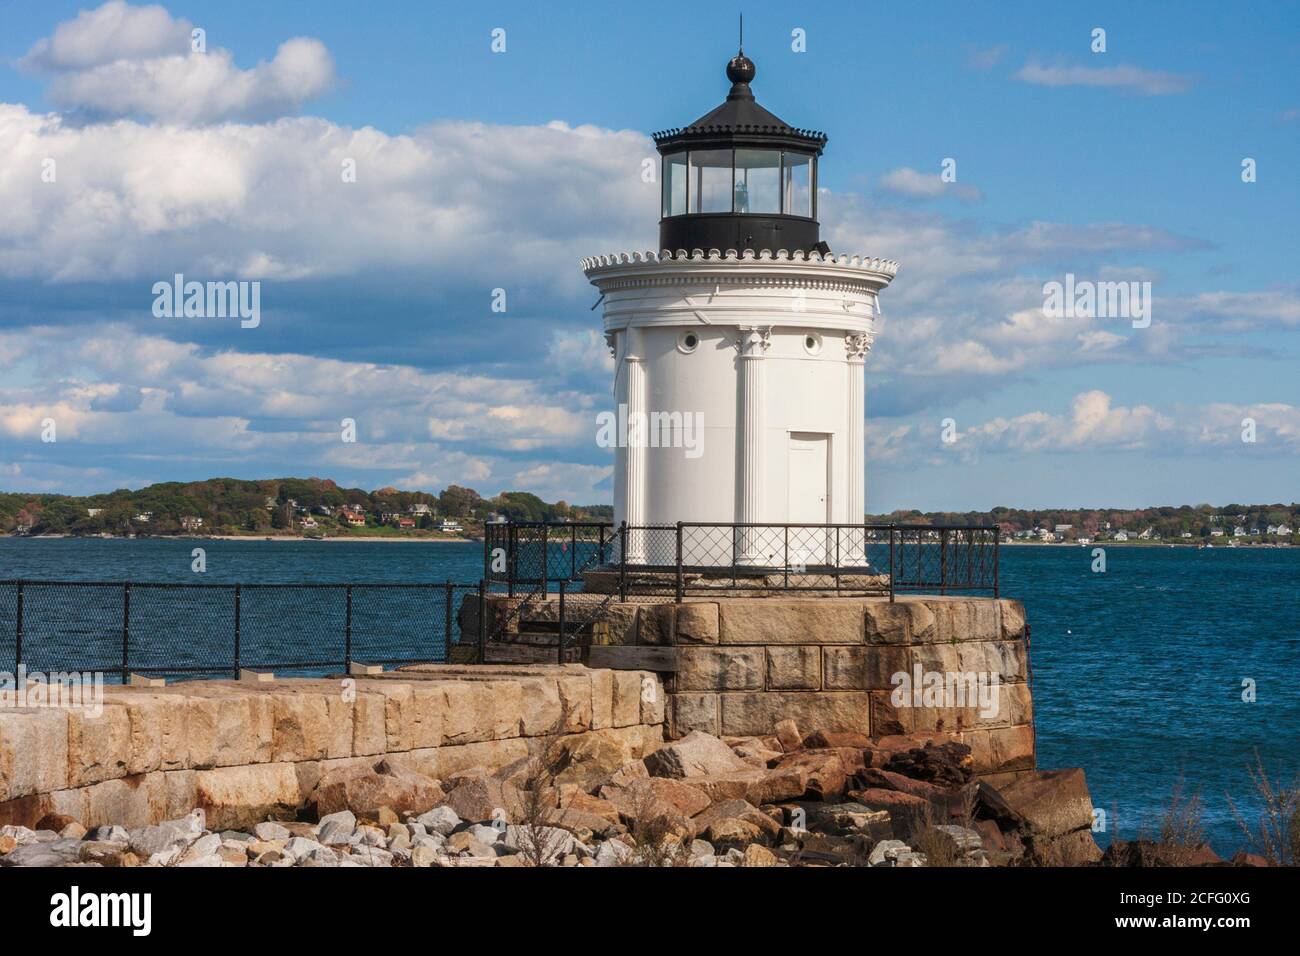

left=787, top=432, right=830, bottom=566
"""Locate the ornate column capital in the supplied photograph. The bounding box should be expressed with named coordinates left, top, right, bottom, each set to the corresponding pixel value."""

left=604, top=330, right=617, bottom=358
left=845, top=331, right=873, bottom=360
left=736, top=325, right=772, bottom=355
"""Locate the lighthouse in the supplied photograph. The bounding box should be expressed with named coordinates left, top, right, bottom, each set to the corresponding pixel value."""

left=583, top=49, right=897, bottom=566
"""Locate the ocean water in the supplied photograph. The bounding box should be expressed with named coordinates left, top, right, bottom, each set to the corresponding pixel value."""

left=2, top=536, right=1296, bottom=855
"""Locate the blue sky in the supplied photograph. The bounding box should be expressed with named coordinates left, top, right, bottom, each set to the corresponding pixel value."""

left=0, top=0, right=1297, bottom=510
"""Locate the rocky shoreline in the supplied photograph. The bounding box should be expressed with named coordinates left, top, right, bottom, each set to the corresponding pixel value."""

left=0, top=720, right=1260, bottom=868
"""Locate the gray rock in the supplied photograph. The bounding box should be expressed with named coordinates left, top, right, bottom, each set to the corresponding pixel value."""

left=593, top=840, right=633, bottom=867
left=355, top=825, right=386, bottom=847
left=502, top=824, right=578, bottom=865
left=176, top=854, right=224, bottom=867
left=318, top=821, right=355, bottom=846
left=934, top=825, right=983, bottom=856
left=468, top=823, right=503, bottom=845
left=179, top=833, right=221, bottom=863
left=283, top=837, right=331, bottom=862
left=689, top=839, right=714, bottom=859
left=318, top=810, right=357, bottom=831
left=867, top=839, right=911, bottom=867
left=252, top=821, right=291, bottom=842
left=128, top=812, right=204, bottom=858
left=0, top=839, right=83, bottom=867
left=724, top=847, right=745, bottom=865
left=348, top=845, right=394, bottom=867
left=220, top=830, right=256, bottom=843
left=416, top=806, right=461, bottom=836
left=0, top=825, right=39, bottom=846
left=90, top=822, right=130, bottom=842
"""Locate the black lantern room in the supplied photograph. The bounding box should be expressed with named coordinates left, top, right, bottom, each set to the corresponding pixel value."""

left=653, top=49, right=828, bottom=255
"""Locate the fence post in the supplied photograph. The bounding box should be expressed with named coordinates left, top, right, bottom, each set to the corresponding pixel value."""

left=993, top=527, right=1001, bottom=599
left=232, top=583, right=242, bottom=679
left=120, top=582, right=131, bottom=683
left=557, top=580, right=567, bottom=664
left=444, top=581, right=454, bottom=663
left=541, top=524, right=549, bottom=588
left=675, top=522, right=684, bottom=602
left=344, top=584, right=353, bottom=672
left=598, top=525, right=606, bottom=566
left=888, top=528, right=896, bottom=603
left=571, top=524, right=577, bottom=581
left=618, top=522, right=628, bottom=602
left=507, top=523, right=515, bottom=598
left=14, top=581, right=23, bottom=675
left=940, top=528, right=949, bottom=595
left=783, top=525, right=790, bottom=590
left=477, top=579, right=487, bottom=662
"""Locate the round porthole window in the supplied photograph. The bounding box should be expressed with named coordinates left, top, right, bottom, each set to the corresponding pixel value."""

left=803, top=333, right=823, bottom=355
left=678, top=330, right=700, bottom=353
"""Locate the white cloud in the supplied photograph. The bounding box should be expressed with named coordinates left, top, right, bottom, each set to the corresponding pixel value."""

left=1014, top=61, right=1195, bottom=96
left=873, top=391, right=1300, bottom=465
left=20, top=1, right=334, bottom=123
left=20, top=0, right=190, bottom=71
left=879, top=167, right=981, bottom=202
left=0, top=323, right=614, bottom=497
left=0, top=103, right=653, bottom=283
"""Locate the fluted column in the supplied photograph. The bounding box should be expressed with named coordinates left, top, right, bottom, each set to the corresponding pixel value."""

left=845, top=331, right=871, bottom=564
left=624, top=328, right=647, bottom=563
left=737, top=326, right=770, bottom=564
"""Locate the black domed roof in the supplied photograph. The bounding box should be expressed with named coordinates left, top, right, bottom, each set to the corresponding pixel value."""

left=653, top=51, right=827, bottom=155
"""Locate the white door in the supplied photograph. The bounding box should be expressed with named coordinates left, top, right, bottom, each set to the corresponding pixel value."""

left=787, top=432, right=830, bottom=565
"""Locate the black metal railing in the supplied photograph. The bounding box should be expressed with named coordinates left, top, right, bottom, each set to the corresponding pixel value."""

left=486, top=520, right=1000, bottom=601
left=0, top=579, right=484, bottom=682
left=0, top=523, right=997, bottom=680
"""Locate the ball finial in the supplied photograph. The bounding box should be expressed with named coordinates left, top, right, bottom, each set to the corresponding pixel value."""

left=726, top=53, right=756, bottom=86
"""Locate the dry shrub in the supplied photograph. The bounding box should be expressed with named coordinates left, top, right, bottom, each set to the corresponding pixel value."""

left=1156, top=776, right=1206, bottom=867
left=1228, top=750, right=1300, bottom=866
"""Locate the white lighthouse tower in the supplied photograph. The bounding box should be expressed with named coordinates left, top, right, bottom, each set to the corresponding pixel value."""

left=583, top=49, right=897, bottom=565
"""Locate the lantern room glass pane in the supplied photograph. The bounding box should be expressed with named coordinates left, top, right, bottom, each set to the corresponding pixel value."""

left=783, top=152, right=813, bottom=217
left=689, top=149, right=733, bottom=213
left=734, top=149, right=781, bottom=214
left=663, top=152, right=687, bottom=217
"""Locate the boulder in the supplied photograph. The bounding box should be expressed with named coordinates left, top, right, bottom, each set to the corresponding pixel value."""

left=552, top=734, right=629, bottom=792
left=309, top=759, right=442, bottom=820
left=883, top=741, right=974, bottom=787
left=440, top=773, right=523, bottom=824
left=604, top=778, right=711, bottom=824
left=770, top=751, right=848, bottom=801
left=643, top=731, right=750, bottom=779
left=774, top=719, right=803, bottom=753
left=415, top=806, right=462, bottom=836
left=0, top=839, right=83, bottom=867
left=848, top=788, right=929, bottom=819
left=741, top=844, right=778, bottom=867
left=853, top=767, right=947, bottom=802
left=691, top=799, right=781, bottom=844
left=998, top=769, right=1101, bottom=865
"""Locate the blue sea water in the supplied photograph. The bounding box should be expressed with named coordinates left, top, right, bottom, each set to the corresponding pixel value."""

left=1, top=536, right=1296, bottom=856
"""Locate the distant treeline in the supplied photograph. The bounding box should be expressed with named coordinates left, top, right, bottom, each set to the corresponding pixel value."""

left=867, top=504, right=1300, bottom=541
left=0, top=477, right=613, bottom=536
